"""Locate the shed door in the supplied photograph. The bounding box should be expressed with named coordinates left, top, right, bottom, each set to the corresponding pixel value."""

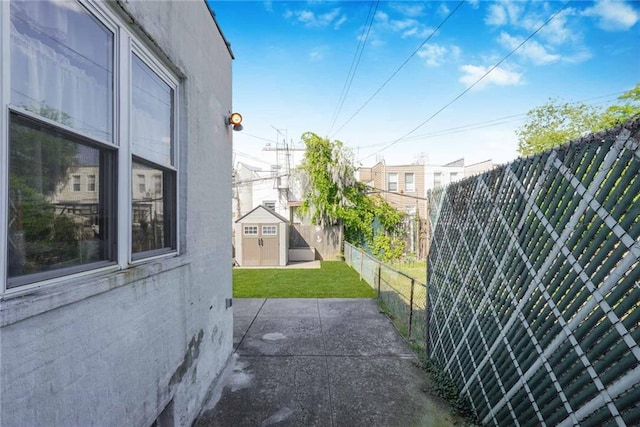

left=260, top=225, right=279, bottom=265
left=241, top=223, right=280, bottom=266
left=242, top=225, right=261, bottom=266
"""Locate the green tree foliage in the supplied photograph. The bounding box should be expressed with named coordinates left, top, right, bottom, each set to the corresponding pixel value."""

left=517, top=82, right=640, bottom=156
left=298, top=132, right=405, bottom=260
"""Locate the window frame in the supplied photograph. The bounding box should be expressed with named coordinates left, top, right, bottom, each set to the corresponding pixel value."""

left=404, top=172, right=415, bottom=192
left=244, top=226, right=258, bottom=235
left=263, top=200, right=276, bottom=210
left=387, top=172, right=398, bottom=192
left=5, top=108, right=119, bottom=289
left=1, top=0, right=181, bottom=294
left=434, top=172, right=442, bottom=187
left=262, top=225, right=277, bottom=235
left=129, top=42, right=179, bottom=262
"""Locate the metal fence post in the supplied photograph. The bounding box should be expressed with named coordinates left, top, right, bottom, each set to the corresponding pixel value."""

left=376, top=263, right=381, bottom=297
left=408, top=278, right=415, bottom=338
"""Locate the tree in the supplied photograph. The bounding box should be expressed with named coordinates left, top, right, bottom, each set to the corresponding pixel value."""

left=298, top=132, right=405, bottom=260
left=517, top=82, right=640, bottom=156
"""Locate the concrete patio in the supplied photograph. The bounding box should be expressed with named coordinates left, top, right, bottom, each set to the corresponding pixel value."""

left=195, top=298, right=457, bottom=426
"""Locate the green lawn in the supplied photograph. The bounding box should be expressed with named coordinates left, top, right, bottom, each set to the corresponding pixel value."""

left=391, top=260, right=427, bottom=285
left=233, top=261, right=376, bottom=298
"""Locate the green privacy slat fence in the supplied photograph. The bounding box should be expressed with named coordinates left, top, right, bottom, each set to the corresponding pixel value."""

left=427, top=119, right=640, bottom=426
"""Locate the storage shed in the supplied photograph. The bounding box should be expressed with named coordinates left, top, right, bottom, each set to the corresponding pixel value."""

left=235, top=205, right=288, bottom=266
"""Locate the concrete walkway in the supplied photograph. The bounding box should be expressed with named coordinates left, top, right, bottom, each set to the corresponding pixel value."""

left=196, top=298, right=457, bottom=426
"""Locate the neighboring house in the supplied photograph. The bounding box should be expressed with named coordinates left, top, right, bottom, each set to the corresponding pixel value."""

left=424, top=158, right=495, bottom=192
left=358, top=159, right=495, bottom=216
left=1, top=1, right=234, bottom=426
left=357, top=162, right=428, bottom=218
left=233, top=144, right=307, bottom=223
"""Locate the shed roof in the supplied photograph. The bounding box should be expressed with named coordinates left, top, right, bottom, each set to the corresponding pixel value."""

left=235, top=205, right=289, bottom=223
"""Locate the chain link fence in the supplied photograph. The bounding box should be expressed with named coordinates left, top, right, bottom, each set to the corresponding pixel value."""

left=344, top=242, right=428, bottom=348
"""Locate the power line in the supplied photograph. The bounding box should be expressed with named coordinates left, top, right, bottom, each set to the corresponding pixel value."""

left=326, top=1, right=379, bottom=136
left=366, top=187, right=428, bottom=201
left=241, top=132, right=278, bottom=144
left=330, top=0, right=466, bottom=138
left=353, top=90, right=626, bottom=154
left=360, top=0, right=575, bottom=163
left=233, top=150, right=273, bottom=166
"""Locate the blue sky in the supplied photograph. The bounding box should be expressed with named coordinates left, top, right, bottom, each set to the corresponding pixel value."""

left=209, top=0, right=639, bottom=167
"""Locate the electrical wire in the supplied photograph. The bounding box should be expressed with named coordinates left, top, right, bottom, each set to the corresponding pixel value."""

left=325, top=1, right=379, bottom=136
left=359, top=0, right=575, bottom=163
left=353, top=90, right=625, bottom=153
left=330, top=0, right=466, bottom=139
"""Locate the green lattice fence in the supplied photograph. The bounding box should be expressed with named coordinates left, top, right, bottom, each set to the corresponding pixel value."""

left=427, top=120, right=640, bottom=426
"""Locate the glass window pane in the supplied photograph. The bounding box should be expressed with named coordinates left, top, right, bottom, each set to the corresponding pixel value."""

left=388, top=173, right=398, bottom=192
left=405, top=173, right=415, bottom=192
left=7, top=113, right=112, bottom=284
left=10, top=0, right=113, bottom=141
left=132, top=54, right=173, bottom=166
left=132, top=160, right=175, bottom=254
left=262, top=226, right=277, bottom=235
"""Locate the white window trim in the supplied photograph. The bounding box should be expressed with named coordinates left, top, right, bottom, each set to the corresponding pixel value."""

left=0, top=0, right=181, bottom=294
left=244, top=226, right=258, bottom=235
left=262, top=226, right=277, bottom=235
left=0, top=0, right=10, bottom=293
left=405, top=173, right=415, bottom=193
left=388, top=172, right=398, bottom=192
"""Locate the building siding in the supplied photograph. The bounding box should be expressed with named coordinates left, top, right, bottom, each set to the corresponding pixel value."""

left=1, top=2, right=234, bottom=426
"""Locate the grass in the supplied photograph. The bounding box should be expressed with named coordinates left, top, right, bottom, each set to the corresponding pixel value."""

left=233, top=261, right=377, bottom=298
left=391, top=260, right=427, bottom=284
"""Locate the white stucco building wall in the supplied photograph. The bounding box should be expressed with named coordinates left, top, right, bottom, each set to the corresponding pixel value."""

left=1, top=1, right=234, bottom=426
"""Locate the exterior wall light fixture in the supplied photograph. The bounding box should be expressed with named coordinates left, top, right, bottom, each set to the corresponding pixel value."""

left=228, top=112, right=243, bottom=131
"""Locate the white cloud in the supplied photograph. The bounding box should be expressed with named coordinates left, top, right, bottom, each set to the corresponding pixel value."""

left=374, top=13, right=434, bottom=39
left=388, top=3, right=425, bottom=18
left=583, top=0, right=639, bottom=31
left=309, top=46, right=329, bottom=62
left=485, top=3, right=507, bottom=26
left=333, top=14, right=347, bottom=30
left=263, top=1, right=273, bottom=13
left=288, top=7, right=346, bottom=28
left=467, top=0, right=480, bottom=9
left=439, top=3, right=450, bottom=16
left=537, top=9, right=580, bottom=45
left=459, top=64, right=522, bottom=89
left=417, top=43, right=461, bottom=67
left=485, top=0, right=523, bottom=27
left=498, top=32, right=560, bottom=65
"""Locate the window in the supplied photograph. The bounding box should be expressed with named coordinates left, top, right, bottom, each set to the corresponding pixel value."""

left=388, top=173, right=398, bottom=192
left=137, top=174, right=146, bottom=194
left=153, top=174, right=162, bottom=194
left=263, top=201, right=276, bottom=210
left=262, top=226, right=277, bottom=235
left=88, top=175, right=96, bottom=192
left=450, top=172, right=459, bottom=182
left=3, top=0, right=178, bottom=289
left=7, top=112, right=115, bottom=288
left=131, top=53, right=176, bottom=258
left=405, top=173, right=415, bottom=192
left=434, top=172, right=442, bottom=187
left=244, top=226, right=258, bottom=235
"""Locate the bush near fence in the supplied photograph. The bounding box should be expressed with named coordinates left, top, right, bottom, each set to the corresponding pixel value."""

left=427, top=119, right=640, bottom=426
